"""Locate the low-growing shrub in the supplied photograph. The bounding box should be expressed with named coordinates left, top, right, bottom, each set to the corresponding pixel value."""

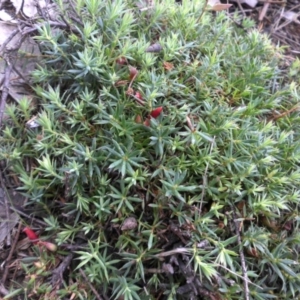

left=1, top=0, right=300, bottom=299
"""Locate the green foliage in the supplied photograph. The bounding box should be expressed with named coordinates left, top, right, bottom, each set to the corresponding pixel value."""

left=1, top=0, right=300, bottom=298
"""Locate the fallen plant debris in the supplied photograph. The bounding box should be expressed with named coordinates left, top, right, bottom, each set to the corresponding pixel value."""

left=223, top=0, right=300, bottom=56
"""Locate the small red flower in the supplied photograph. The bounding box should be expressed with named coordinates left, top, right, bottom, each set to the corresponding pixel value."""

left=143, top=118, right=151, bottom=127
left=135, top=115, right=143, bottom=124
left=116, top=57, right=127, bottom=65
left=135, top=91, right=143, bottom=100
left=150, top=107, right=163, bottom=119
left=129, top=66, right=138, bottom=81
left=23, top=227, right=39, bottom=244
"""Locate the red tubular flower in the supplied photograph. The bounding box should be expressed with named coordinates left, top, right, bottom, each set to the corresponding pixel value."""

left=23, top=227, right=39, bottom=244
left=129, top=66, right=138, bottom=81
left=150, top=107, right=163, bottom=119
left=39, top=241, right=57, bottom=252
left=143, top=118, right=151, bottom=127
left=116, top=56, right=127, bottom=65
left=135, top=115, right=143, bottom=124
left=135, top=91, right=143, bottom=100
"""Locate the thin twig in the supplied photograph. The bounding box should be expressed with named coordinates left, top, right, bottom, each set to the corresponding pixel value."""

left=60, top=14, right=73, bottom=30
left=0, top=282, right=9, bottom=297
left=0, top=28, right=20, bottom=54
left=236, top=0, right=246, bottom=17
left=68, top=0, right=84, bottom=25
left=131, top=93, right=146, bottom=106
left=69, top=15, right=84, bottom=26
left=259, top=2, right=270, bottom=21
left=199, top=136, right=215, bottom=212
left=35, top=0, right=47, bottom=19
left=10, top=206, right=48, bottom=226
left=0, top=22, right=24, bottom=56
left=272, top=105, right=299, bottom=121
left=21, top=20, right=80, bottom=35
left=51, top=253, right=73, bottom=287
left=1, top=222, right=23, bottom=285
left=196, top=0, right=209, bottom=24
left=215, top=263, right=262, bottom=290
left=232, top=207, right=250, bottom=300
left=12, top=64, right=31, bottom=86
left=155, top=247, right=189, bottom=258
left=0, top=175, right=11, bottom=246
left=79, top=269, right=104, bottom=300
left=272, top=32, right=300, bottom=48
left=274, top=20, right=292, bottom=32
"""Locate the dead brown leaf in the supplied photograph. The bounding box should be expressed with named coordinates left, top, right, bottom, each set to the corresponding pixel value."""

left=128, top=66, right=138, bottom=81
left=114, top=80, right=128, bottom=87
left=163, top=61, right=174, bottom=71
left=209, top=3, right=232, bottom=11
left=126, top=87, right=134, bottom=95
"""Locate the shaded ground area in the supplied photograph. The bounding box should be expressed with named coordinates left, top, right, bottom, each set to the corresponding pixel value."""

left=223, top=0, right=300, bottom=56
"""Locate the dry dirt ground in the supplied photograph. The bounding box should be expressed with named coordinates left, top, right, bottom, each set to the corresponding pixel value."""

left=225, top=0, right=300, bottom=57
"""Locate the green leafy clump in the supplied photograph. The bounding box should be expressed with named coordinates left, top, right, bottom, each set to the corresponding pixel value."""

left=1, top=0, right=300, bottom=298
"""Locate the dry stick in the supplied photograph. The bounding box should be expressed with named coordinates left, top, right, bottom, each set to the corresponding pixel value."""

left=215, top=263, right=262, bottom=290
left=69, top=15, right=84, bottom=26
left=0, top=174, right=11, bottom=246
left=0, top=283, right=9, bottom=297
left=154, top=247, right=189, bottom=258
left=271, top=6, right=283, bottom=33
left=131, top=93, right=146, bottom=106
left=259, top=2, right=270, bottom=21
left=60, top=14, right=74, bottom=30
left=0, top=30, right=28, bottom=127
left=273, top=32, right=300, bottom=48
left=69, top=0, right=84, bottom=25
left=35, top=0, right=48, bottom=20
left=0, top=222, right=23, bottom=285
left=273, top=105, right=299, bottom=121
left=0, top=28, right=20, bottom=54
left=273, top=4, right=292, bottom=32
left=12, top=64, right=31, bottom=86
left=0, top=63, right=13, bottom=128
left=274, top=3, right=300, bottom=31
left=10, top=206, right=48, bottom=226
left=199, top=137, right=215, bottom=213
left=0, top=188, right=28, bottom=285
left=273, top=4, right=300, bottom=31
left=51, top=253, right=73, bottom=286
left=21, top=21, right=80, bottom=35
left=236, top=0, right=246, bottom=17
left=232, top=208, right=250, bottom=300
left=79, top=269, right=105, bottom=300
left=196, top=0, right=209, bottom=24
